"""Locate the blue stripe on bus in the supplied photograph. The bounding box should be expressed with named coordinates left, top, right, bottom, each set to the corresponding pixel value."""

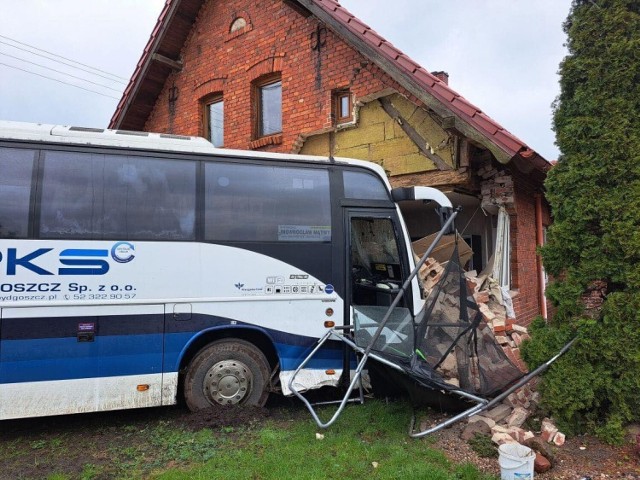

left=2, top=313, right=326, bottom=346
left=274, top=343, right=343, bottom=370
left=1, top=331, right=344, bottom=384
left=2, top=314, right=164, bottom=340
left=161, top=332, right=343, bottom=372
left=0, top=334, right=163, bottom=384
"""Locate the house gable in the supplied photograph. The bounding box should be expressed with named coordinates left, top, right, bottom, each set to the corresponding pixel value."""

left=110, top=0, right=549, bottom=174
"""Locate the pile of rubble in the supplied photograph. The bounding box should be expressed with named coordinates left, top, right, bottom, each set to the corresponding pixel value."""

left=466, top=273, right=529, bottom=374
left=417, top=253, right=530, bottom=381
left=462, top=405, right=565, bottom=473
left=417, top=253, right=566, bottom=473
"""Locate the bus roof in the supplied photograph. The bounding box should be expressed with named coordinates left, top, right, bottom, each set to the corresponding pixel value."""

left=0, top=120, right=389, bottom=182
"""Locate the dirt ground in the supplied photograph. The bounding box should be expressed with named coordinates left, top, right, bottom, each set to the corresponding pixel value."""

left=0, top=397, right=638, bottom=479
left=429, top=414, right=640, bottom=479
left=0, top=404, right=276, bottom=480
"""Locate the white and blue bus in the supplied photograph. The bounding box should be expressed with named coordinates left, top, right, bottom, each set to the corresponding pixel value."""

left=0, top=120, right=452, bottom=419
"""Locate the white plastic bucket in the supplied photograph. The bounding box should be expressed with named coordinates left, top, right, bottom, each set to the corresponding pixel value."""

left=498, top=443, right=535, bottom=480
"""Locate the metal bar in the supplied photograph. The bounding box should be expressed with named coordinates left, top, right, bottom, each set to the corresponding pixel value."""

left=288, top=211, right=460, bottom=429
left=410, top=401, right=487, bottom=438
left=478, top=336, right=578, bottom=411
left=408, top=336, right=578, bottom=438
left=312, top=397, right=364, bottom=407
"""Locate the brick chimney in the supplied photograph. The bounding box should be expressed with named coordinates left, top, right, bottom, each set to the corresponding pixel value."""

left=431, top=71, right=449, bottom=85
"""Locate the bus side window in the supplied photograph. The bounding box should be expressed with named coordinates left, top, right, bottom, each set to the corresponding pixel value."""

left=101, top=155, right=196, bottom=240
left=343, top=170, right=390, bottom=201
left=0, top=147, right=35, bottom=239
left=39, top=151, right=196, bottom=240
left=204, top=162, right=331, bottom=242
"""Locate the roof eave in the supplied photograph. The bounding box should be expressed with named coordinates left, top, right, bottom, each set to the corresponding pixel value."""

left=109, top=0, right=180, bottom=129
left=511, top=149, right=552, bottom=175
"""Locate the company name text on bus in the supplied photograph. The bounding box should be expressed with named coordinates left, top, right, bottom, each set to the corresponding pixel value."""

left=0, top=242, right=135, bottom=276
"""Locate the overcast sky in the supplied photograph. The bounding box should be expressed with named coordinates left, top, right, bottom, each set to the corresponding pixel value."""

left=0, top=0, right=571, bottom=160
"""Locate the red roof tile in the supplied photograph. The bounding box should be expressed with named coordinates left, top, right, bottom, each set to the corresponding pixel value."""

left=317, top=0, right=339, bottom=10
left=362, top=29, right=385, bottom=47
left=473, top=112, right=500, bottom=136
left=494, top=130, right=528, bottom=155
left=396, top=55, right=420, bottom=74
left=347, top=17, right=369, bottom=34
left=413, top=68, right=436, bottom=88
left=431, top=81, right=457, bottom=103
left=378, top=42, right=402, bottom=60
left=451, top=97, right=481, bottom=118
left=332, top=6, right=352, bottom=24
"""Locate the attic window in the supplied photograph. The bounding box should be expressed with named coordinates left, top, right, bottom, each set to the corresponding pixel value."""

left=334, top=90, right=353, bottom=124
left=230, top=17, right=247, bottom=33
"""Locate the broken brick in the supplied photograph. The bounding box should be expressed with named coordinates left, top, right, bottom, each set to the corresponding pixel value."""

left=473, top=290, right=490, bottom=304
left=534, top=453, right=552, bottom=473
left=553, top=432, right=566, bottom=446
left=468, top=415, right=496, bottom=429
left=506, top=406, right=529, bottom=428
left=505, top=426, right=527, bottom=443
left=541, top=419, right=560, bottom=444
left=486, top=404, right=512, bottom=423
left=491, top=432, right=517, bottom=445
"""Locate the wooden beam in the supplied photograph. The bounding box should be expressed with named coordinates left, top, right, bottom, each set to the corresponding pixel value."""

left=151, top=53, right=183, bottom=71
left=389, top=169, right=474, bottom=191
left=378, top=96, right=452, bottom=171
left=441, top=116, right=464, bottom=136
left=459, top=138, right=471, bottom=168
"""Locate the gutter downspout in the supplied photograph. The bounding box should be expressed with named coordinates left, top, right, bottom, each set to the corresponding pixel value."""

left=534, top=193, right=548, bottom=319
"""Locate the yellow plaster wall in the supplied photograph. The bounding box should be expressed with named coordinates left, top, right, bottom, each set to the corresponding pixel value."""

left=299, top=94, right=454, bottom=176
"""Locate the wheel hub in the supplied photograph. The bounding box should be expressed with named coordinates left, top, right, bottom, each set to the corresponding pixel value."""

left=204, top=360, right=252, bottom=405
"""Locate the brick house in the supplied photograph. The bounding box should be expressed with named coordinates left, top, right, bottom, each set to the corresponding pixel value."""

left=109, top=0, right=552, bottom=324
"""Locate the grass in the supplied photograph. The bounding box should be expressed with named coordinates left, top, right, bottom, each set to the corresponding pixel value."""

left=467, top=433, right=498, bottom=459
left=0, top=400, right=497, bottom=480
left=151, top=401, right=495, bottom=480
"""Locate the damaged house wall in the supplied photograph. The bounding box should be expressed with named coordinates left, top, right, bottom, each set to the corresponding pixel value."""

left=299, top=93, right=455, bottom=175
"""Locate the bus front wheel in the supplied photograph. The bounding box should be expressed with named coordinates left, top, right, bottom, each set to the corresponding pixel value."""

left=184, top=339, right=271, bottom=411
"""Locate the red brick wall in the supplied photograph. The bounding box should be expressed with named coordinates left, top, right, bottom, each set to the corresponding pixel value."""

left=510, top=172, right=551, bottom=325
left=143, top=0, right=412, bottom=152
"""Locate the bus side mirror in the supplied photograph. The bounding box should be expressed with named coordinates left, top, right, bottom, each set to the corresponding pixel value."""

left=391, top=187, right=452, bottom=208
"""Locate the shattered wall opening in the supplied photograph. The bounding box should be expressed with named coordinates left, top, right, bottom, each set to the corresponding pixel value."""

left=399, top=191, right=497, bottom=275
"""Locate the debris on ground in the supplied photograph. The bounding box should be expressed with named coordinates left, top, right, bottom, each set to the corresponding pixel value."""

left=417, top=252, right=567, bottom=473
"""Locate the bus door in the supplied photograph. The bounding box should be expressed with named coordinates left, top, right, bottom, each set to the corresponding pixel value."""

left=345, top=210, right=415, bottom=360
left=0, top=304, right=165, bottom=419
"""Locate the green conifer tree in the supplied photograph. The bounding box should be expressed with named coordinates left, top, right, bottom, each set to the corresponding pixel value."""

left=521, top=0, right=640, bottom=443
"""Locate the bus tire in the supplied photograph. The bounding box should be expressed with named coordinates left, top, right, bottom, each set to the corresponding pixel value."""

left=184, top=339, right=271, bottom=411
